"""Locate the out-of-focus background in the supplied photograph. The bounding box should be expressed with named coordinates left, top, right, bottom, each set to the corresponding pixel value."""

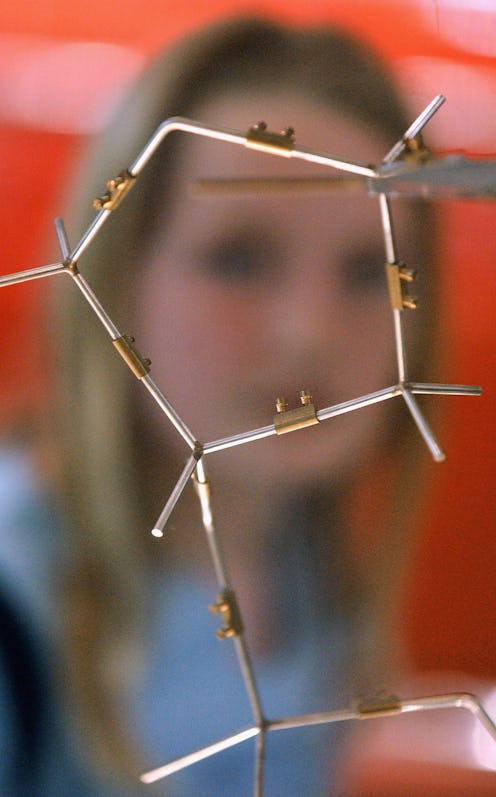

left=1, top=0, right=495, bottom=790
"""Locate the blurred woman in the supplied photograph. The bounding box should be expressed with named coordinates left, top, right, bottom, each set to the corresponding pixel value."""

left=3, top=15, right=437, bottom=797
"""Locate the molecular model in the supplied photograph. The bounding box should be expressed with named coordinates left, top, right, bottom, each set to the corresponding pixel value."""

left=1, top=93, right=495, bottom=795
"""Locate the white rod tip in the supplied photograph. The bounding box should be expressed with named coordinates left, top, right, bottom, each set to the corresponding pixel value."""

left=151, top=528, right=164, bottom=538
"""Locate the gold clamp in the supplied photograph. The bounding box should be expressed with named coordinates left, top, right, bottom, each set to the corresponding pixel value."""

left=355, top=693, right=402, bottom=717
left=209, top=589, right=244, bottom=640
left=385, top=262, right=417, bottom=311
left=246, top=122, right=295, bottom=157
left=273, top=390, right=319, bottom=435
left=112, top=334, right=151, bottom=379
left=93, top=169, right=136, bottom=211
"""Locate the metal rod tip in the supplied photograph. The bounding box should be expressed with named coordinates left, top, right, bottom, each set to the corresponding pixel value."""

left=151, top=528, right=164, bottom=538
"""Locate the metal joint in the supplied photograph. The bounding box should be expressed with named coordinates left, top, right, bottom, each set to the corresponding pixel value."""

left=209, top=589, right=244, bottom=640
left=274, top=391, right=319, bottom=435
left=93, top=169, right=136, bottom=211
left=112, top=334, right=151, bottom=378
left=385, top=262, right=418, bottom=311
left=246, top=122, right=295, bottom=157
left=355, top=693, right=402, bottom=716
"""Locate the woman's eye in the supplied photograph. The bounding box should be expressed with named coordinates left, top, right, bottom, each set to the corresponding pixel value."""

left=339, top=245, right=385, bottom=293
left=198, top=232, right=273, bottom=284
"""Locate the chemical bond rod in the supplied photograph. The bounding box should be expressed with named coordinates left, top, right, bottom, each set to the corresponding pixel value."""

left=316, top=385, right=401, bottom=421
left=0, top=262, right=65, bottom=287
left=267, top=692, right=496, bottom=734
left=194, top=458, right=231, bottom=587
left=194, top=459, right=265, bottom=728
left=128, top=117, right=376, bottom=180
left=409, top=382, right=482, bottom=396
left=71, top=271, right=122, bottom=339
left=140, top=726, right=260, bottom=783
left=68, top=208, right=111, bottom=263
left=141, top=374, right=197, bottom=450
left=254, top=728, right=267, bottom=797
left=203, top=387, right=402, bottom=455
left=54, top=217, right=71, bottom=260
left=151, top=454, right=198, bottom=537
left=401, top=387, right=445, bottom=462
left=378, top=192, right=408, bottom=383
left=382, top=95, right=445, bottom=164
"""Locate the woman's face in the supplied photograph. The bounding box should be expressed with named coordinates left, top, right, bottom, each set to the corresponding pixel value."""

left=135, top=91, right=413, bottom=489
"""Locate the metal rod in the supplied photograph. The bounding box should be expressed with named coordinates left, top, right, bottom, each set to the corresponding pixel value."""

left=128, top=117, right=377, bottom=179
left=254, top=727, right=267, bottom=797
left=193, top=459, right=265, bottom=728
left=203, top=387, right=402, bottom=455
left=151, top=454, right=198, bottom=537
left=68, top=208, right=111, bottom=263
left=54, top=217, right=71, bottom=260
left=378, top=192, right=408, bottom=383
left=70, top=271, right=122, bottom=339
left=193, top=458, right=230, bottom=587
left=140, top=692, right=496, bottom=785
left=267, top=692, right=496, bottom=737
left=401, top=387, right=445, bottom=462
left=316, top=385, right=401, bottom=421
left=140, top=374, right=197, bottom=451
left=382, top=95, right=446, bottom=165
left=140, top=725, right=260, bottom=783
left=0, top=262, right=65, bottom=287
left=409, top=382, right=482, bottom=396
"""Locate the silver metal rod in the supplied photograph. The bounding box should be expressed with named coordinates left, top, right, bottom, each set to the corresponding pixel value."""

left=378, top=192, right=397, bottom=264
left=128, top=117, right=377, bottom=179
left=203, top=387, right=402, bottom=456
left=193, top=458, right=231, bottom=587
left=0, top=262, right=65, bottom=287
left=193, top=459, right=265, bottom=728
left=54, top=217, right=71, bottom=260
left=139, top=691, right=496, bottom=784
left=70, top=271, right=122, bottom=339
left=267, top=692, right=496, bottom=737
left=378, top=193, right=409, bottom=383
left=401, top=387, right=445, bottom=462
left=316, top=385, right=401, bottom=421
left=203, top=424, right=276, bottom=455
left=254, top=728, right=266, bottom=797
left=233, top=634, right=265, bottom=729
left=140, top=725, right=260, bottom=783
left=393, top=309, right=408, bottom=384
left=68, top=208, right=111, bottom=263
left=409, top=382, right=482, bottom=396
left=151, top=454, right=198, bottom=537
left=382, top=95, right=446, bottom=165
left=141, top=374, right=197, bottom=450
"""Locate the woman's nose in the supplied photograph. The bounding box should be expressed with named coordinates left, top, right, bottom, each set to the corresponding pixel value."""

left=268, top=260, right=344, bottom=361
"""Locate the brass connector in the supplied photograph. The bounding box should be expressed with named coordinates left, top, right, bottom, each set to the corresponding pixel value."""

left=273, top=391, right=319, bottom=435
left=209, top=589, right=244, bottom=640
left=385, top=262, right=418, bottom=311
left=93, top=169, right=136, bottom=211
left=246, top=122, right=295, bottom=157
left=113, top=334, right=151, bottom=379
left=355, top=693, right=402, bottom=716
